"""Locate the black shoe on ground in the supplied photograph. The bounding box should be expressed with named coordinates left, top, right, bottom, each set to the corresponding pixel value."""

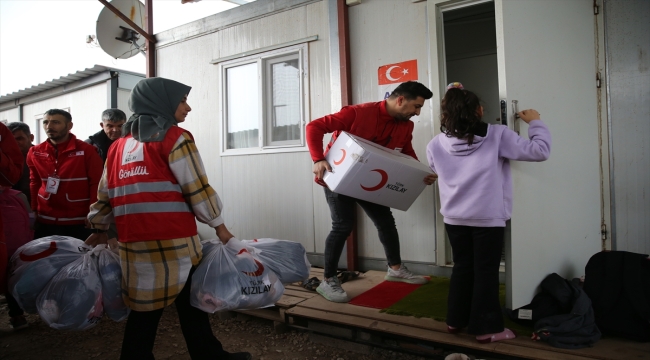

left=10, top=315, right=28, bottom=330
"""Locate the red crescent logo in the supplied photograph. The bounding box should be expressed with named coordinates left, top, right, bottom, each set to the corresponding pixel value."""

left=237, top=248, right=265, bottom=277
left=333, top=149, right=346, bottom=165
left=360, top=169, right=388, bottom=191
left=48, top=179, right=57, bottom=187
left=19, top=241, right=57, bottom=262
left=127, top=140, right=141, bottom=154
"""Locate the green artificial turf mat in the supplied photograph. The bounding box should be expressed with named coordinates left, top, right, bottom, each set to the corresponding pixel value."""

left=381, top=276, right=533, bottom=335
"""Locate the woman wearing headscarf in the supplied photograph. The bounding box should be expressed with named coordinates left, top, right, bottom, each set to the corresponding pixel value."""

left=86, top=77, right=252, bottom=360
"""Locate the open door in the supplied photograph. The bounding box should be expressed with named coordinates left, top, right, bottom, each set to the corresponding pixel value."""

left=429, top=0, right=603, bottom=309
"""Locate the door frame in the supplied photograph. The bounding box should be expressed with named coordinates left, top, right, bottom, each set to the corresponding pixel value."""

left=426, top=0, right=610, bottom=297
left=426, top=0, right=496, bottom=267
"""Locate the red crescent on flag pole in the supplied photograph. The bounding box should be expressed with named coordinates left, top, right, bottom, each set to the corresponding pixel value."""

left=360, top=169, right=388, bottom=191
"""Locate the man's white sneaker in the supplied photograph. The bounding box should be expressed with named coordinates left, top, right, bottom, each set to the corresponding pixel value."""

left=316, top=276, right=350, bottom=303
left=385, top=264, right=428, bottom=285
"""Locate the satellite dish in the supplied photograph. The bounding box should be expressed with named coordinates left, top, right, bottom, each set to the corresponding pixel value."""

left=96, top=0, right=146, bottom=59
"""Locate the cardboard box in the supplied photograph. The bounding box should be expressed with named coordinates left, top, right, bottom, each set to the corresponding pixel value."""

left=323, top=132, right=432, bottom=211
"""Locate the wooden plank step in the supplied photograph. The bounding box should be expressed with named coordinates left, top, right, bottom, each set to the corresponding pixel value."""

left=275, top=295, right=309, bottom=308
left=286, top=306, right=593, bottom=360
left=236, top=307, right=284, bottom=323
left=282, top=288, right=318, bottom=299
left=287, top=270, right=650, bottom=360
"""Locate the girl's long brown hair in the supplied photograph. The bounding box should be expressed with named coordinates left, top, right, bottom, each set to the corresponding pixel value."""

left=440, top=88, right=482, bottom=145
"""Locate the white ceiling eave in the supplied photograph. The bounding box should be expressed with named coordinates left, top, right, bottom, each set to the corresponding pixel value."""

left=0, top=65, right=144, bottom=109
left=155, top=0, right=318, bottom=49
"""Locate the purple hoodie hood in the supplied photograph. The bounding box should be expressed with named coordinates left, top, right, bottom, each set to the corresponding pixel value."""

left=438, top=132, right=486, bottom=156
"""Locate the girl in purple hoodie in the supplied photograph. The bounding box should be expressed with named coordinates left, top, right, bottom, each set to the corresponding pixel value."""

left=426, top=84, right=551, bottom=343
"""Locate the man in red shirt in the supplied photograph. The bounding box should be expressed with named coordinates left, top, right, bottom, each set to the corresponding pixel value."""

left=306, top=81, right=437, bottom=303
left=27, top=109, right=103, bottom=240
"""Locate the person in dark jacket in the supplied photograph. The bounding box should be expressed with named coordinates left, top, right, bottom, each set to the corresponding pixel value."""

left=85, top=109, right=126, bottom=163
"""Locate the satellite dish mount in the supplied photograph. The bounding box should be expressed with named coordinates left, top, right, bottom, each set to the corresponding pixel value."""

left=115, top=26, right=145, bottom=56
left=96, top=0, right=148, bottom=60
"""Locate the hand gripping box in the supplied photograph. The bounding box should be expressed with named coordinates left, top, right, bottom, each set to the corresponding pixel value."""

left=323, top=132, right=433, bottom=211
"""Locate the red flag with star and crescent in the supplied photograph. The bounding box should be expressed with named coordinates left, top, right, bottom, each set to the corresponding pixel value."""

left=378, top=60, right=418, bottom=85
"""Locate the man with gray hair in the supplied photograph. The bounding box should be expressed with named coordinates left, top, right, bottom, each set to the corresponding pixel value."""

left=85, top=108, right=127, bottom=162
left=7, top=122, right=33, bottom=200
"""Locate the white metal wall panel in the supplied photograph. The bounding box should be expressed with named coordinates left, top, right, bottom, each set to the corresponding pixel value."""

left=604, top=0, right=650, bottom=254
left=21, top=83, right=107, bottom=145
left=157, top=34, right=228, bottom=241
left=156, top=2, right=330, bottom=250
left=222, top=153, right=315, bottom=248
left=346, top=0, right=436, bottom=263
left=0, top=108, right=19, bottom=123
left=117, top=89, right=134, bottom=120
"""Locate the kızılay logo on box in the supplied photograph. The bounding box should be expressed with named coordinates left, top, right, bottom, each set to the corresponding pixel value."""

left=361, top=169, right=388, bottom=191
left=360, top=169, right=409, bottom=194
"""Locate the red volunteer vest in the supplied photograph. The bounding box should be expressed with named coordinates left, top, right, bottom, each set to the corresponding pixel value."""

left=106, top=126, right=197, bottom=242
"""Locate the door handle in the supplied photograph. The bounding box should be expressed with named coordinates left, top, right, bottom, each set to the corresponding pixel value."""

left=511, top=100, right=520, bottom=135
left=500, top=99, right=507, bottom=126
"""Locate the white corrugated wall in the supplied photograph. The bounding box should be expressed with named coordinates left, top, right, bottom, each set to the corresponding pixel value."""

left=21, top=83, right=107, bottom=144
left=347, top=0, right=437, bottom=264
left=156, top=2, right=330, bottom=255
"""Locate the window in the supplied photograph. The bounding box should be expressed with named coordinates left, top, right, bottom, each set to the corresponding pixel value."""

left=220, top=43, right=307, bottom=154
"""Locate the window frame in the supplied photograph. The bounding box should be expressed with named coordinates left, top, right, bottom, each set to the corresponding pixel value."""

left=219, top=43, right=309, bottom=156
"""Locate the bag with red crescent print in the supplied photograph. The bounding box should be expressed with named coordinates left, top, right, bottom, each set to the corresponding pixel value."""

left=191, top=238, right=284, bottom=313
left=241, top=238, right=311, bottom=284
left=8, top=236, right=91, bottom=313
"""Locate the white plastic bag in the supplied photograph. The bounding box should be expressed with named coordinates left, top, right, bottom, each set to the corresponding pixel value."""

left=8, top=236, right=91, bottom=313
left=191, top=238, right=284, bottom=313
left=241, top=238, right=311, bottom=284
left=96, top=245, right=129, bottom=322
left=37, top=252, right=103, bottom=331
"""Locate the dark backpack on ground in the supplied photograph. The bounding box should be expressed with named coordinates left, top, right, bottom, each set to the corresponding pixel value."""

left=506, top=273, right=601, bottom=349
left=583, top=251, right=650, bottom=342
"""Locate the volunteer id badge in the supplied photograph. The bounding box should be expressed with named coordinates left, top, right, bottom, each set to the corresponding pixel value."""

left=46, top=175, right=60, bottom=194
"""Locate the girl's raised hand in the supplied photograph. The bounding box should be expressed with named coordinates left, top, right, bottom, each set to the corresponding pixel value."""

left=518, top=109, right=541, bottom=123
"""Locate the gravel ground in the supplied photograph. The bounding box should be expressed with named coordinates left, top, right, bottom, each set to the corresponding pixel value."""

left=0, top=298, right=438, bottom=360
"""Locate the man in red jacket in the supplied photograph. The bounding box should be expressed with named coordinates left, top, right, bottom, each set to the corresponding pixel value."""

left=27, top=109, right=103, bottom=240
left=306, top=81, right=437, bottom=303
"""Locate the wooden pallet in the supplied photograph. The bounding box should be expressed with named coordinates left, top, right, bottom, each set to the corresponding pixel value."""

left=283, top=270, right=650, bottom=360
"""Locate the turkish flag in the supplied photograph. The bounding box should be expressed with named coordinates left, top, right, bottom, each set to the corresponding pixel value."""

left=378, top=60, right=418, bottom=85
